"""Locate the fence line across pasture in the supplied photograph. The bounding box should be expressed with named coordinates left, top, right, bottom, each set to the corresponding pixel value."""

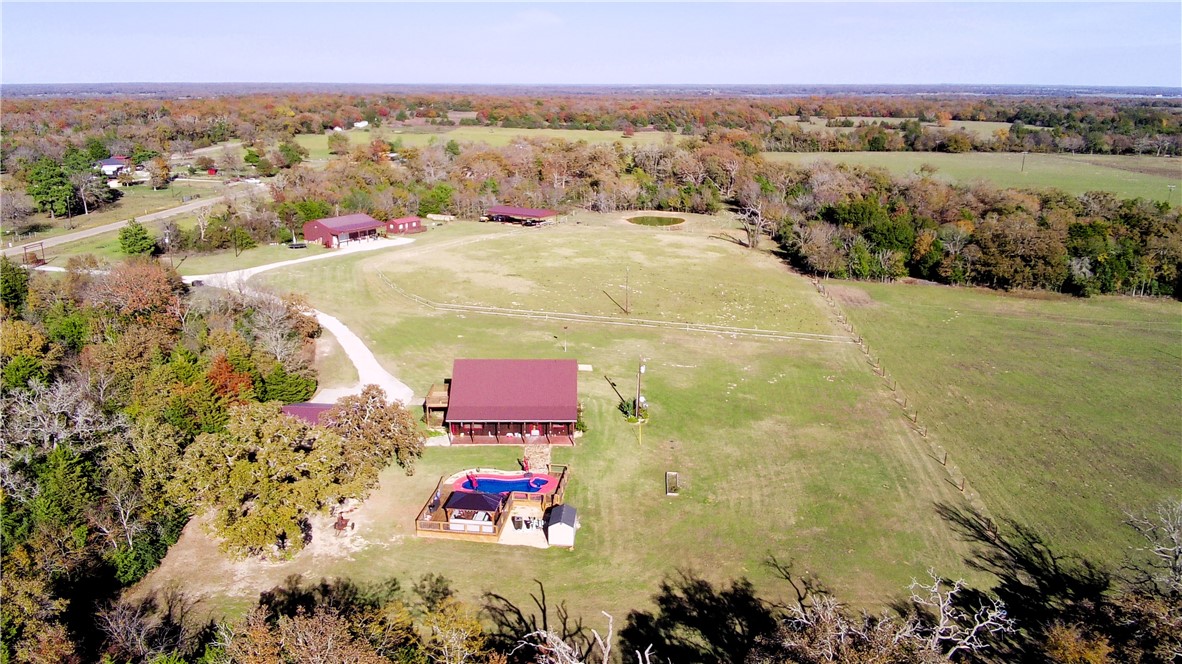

left=377, top=273, right=856, bottom=344
left=811, top=277, right=984, bottom=509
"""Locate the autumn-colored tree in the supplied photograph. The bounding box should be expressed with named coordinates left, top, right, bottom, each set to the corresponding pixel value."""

left=90, top=258, right=185, bottom=332
left=328, top=131, right=350, bottom=155
left=206, top=354, right=255, bottom=403
left=323, top=384, right=425, bottom=479
left=423, top=599, right=488, bottom=664
left=147, top=156, right=171, bottom=189
left=0, top=546, right=78, bottom=664
left=168, top=401, right=353, bottom=558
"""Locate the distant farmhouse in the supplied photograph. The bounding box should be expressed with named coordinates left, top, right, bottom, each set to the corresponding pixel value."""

left=302, top=213, right=423, bottom=248
left=97, top=156, right=132, bottom=176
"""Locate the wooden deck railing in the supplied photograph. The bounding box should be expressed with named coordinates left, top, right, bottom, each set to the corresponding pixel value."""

left=414, top=465, right=572, bottom=540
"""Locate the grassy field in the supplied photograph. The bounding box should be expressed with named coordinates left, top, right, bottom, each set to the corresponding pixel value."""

left=830, top=282, right=1181, bottom=563
left=311, top=332, right=359, bottom=390
left=294, top=126, right=682, bottom=160
left=139, top=216, right=978, bottom=623
left=5, top=181, right=225, bottom=245
left=776, top=116, right=1026, bottom=140
left=762, top=151, right=1182, bottom=201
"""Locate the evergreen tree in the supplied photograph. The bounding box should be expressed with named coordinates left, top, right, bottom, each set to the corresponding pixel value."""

left=0, top=256, right=30, bottom=312
left=118, top=218, right=156, bottom=255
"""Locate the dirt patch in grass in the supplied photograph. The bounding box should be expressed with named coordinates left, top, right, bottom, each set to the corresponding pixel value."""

left=828, top=285, right=878, bottom=308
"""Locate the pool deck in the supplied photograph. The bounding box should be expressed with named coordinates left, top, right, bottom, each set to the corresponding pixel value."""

left=415, top=465, right=569, bottom=547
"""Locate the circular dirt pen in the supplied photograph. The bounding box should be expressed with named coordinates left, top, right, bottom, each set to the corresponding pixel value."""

left=627, top=215, right=685, bottom=227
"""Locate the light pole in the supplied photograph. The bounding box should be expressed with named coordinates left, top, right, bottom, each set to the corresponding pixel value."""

left=635, top=359, right=646, bottom=419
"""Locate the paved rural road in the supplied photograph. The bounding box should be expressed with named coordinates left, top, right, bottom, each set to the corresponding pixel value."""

left=2, top=188, right=254, bottom=258
left=183, top=237, right=418, bottom=405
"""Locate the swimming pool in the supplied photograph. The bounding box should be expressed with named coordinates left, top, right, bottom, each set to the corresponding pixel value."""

left=453, top=472, right=558, bottom=495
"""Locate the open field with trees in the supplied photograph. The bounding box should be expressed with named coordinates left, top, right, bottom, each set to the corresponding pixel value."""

left=129, top=218, right=1178, bottom=627
left=763, top=151, right=1182, bottom=201
left=3, top=85, right=1180, bottom=661
left=137, top=219, right=980, bottom=616
left=2, top=177, right=225, bottom=244
left=294, top=127, right=681, bottom=160
left=777, top=116, right=1019, bottom=139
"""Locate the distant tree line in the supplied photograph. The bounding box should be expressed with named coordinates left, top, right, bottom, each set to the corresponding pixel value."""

left=2, top=93, right=1179, bottom=180
left=265, top=130, right=1181, bottom=299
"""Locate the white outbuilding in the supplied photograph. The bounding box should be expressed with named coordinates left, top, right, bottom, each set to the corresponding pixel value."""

left=544, top=504, right=577, bottom=548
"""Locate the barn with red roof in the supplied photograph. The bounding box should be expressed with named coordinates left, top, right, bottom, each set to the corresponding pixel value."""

left=303, top=213, right=424, bottom=247
left=438, top=359, right=579, bottom=445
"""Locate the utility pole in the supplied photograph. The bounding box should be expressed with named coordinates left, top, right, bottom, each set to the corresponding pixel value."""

left=1021, top=151, right=1028, bottom=172
left=563, top=326, right=568, bottom=353
left=625, top=266, right=630, bottom=315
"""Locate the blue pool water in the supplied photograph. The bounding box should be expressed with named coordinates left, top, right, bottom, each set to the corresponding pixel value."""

left=461, top=476, right=549, bottom=494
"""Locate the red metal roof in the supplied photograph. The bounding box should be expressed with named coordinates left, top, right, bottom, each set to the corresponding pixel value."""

left=311, top=213, right=384, bottom=233
left=487, top=205, right=558, bottom=219
left=280, top=402, right=334, bottom=425
left=446, top=359, right=578, bottom=422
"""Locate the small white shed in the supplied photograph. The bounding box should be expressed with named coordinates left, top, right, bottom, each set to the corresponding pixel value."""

left=544, top=504, right=577, bottom=548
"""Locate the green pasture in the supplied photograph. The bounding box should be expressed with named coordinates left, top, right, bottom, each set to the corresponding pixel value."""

left=139, top=217, right=979, bottom=623
left=833, top=281, right=1182, bottom=564
left=761, top=151, right=1182, bottom=201
left=776, top=116, right=1024, bottom=140
left=294, top=126, right=682, bottom=160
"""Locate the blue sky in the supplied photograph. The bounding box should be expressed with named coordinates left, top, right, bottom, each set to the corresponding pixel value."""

left=2, top=2, right=1179, bottom=86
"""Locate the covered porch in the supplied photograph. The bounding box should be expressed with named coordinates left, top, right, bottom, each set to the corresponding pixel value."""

left=447, top=421, right=575, bottom=446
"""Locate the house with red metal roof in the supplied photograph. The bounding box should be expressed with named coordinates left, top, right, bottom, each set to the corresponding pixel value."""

left=302, top=213, right=424, bottom=248
left=437, top=359, right=579, bottom=445
left=280, top=402, right=334, bottom=425
left=483, top=205, right=559, bottom=226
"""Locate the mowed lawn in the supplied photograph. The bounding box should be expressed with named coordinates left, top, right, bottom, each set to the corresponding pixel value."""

left=832, top=281, right=1182, bottom=564
left=762, top=151, right=1182, bottom=202
left=139, top=219, right=977, bottom=623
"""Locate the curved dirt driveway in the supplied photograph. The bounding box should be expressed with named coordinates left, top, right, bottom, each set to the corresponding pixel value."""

left=183, top=238, right=417, bottom=404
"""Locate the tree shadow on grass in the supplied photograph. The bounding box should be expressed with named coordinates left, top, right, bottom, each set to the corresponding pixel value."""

left=482, top=579, right=594, bottom=664
left=258, top=573, right=403, bottom=619
left=619, top=570, right=778, bottom=664
left=935, top=502, right=1112, bottom=660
